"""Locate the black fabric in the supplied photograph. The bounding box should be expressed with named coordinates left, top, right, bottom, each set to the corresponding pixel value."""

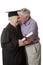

left=1, top=23, right=27, bottom=65
left=8, top=11, right=18, bottom=17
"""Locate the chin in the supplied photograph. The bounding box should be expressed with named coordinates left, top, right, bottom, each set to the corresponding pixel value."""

left=21, top=22, right=24, bottom=23
left=22, top=22, right=25, bottom=24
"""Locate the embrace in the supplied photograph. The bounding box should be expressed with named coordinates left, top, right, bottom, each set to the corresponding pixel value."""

left=1, top=8, right=41, bottom=65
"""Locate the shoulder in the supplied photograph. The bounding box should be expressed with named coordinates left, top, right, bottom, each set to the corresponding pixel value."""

left=1, top=23, right=10, bottom=35
left=30, top=18, right=37, bottom=26
left=1, top=27, right=9, bottom=36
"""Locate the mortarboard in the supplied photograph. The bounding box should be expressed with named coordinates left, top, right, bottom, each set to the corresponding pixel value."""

left=6, top=11, right=18, bottom=17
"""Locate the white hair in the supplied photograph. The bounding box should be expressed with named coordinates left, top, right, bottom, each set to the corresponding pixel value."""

left=18, top=8, right=30, bottom=17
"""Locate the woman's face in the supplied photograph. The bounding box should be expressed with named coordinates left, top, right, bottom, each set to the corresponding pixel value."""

left=9, top=16, right=19, bottom=26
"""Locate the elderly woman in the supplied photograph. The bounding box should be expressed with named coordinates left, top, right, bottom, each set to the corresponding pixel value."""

left=1, top=11, right=28, bottom=65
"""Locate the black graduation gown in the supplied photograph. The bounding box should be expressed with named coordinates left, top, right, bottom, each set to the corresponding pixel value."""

left=1, top=23, right=27, bottom=65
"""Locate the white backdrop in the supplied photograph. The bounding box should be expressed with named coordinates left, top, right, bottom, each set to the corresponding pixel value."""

left=0, top=0, right=43, bottom=65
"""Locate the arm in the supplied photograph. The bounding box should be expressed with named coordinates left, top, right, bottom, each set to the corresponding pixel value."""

left=18, top=38, right=31, bottom=47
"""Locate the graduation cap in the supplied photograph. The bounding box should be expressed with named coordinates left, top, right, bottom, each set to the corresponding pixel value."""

left=6, top=11, right=18, bottom=17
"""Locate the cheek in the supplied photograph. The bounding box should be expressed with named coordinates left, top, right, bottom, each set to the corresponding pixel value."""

left=20, top=17, right=23, bottom=21
left=21, top=18, right=24, bottom=22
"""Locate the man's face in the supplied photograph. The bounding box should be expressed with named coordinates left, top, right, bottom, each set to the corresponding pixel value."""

left=18, top=12, right=27, bottom=24
left=18, top=12, right=30, bottom=24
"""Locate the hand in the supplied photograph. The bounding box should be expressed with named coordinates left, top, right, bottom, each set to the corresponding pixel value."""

left=23, top=38, right=31, bottom=45
left=18, top=38, right=31, bottom=47
left=23, top=40, right=29, bottom=45
left=18, top=39, right=25, bottom=47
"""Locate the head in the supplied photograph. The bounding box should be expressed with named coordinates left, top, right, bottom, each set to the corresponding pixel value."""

left=9, top=16, right=19, bottom=26
left=17, top=8, right=30, bottom=24
left=8, top=11, right=19, bottom=26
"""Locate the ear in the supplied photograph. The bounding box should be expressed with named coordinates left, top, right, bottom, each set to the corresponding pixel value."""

left=26, top=16, right=29, bottom=20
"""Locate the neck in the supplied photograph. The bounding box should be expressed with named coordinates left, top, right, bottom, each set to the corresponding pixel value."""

left=10, top=21, right=16, bottom=28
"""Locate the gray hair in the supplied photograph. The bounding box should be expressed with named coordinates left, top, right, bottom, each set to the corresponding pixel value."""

left=18, top=8, right=30, bottom=17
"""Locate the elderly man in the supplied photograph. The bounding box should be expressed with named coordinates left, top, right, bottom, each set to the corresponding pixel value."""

left=18, top=8, right=41, bottom=65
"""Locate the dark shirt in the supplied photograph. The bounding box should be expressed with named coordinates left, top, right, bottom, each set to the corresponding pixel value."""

left=1, top=23, right=27, bottom=65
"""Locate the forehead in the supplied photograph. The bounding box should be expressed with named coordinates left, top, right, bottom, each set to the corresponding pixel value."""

left=18, top=13, right=24, bottom=18
left=18, top=12, right=23, bottom=15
